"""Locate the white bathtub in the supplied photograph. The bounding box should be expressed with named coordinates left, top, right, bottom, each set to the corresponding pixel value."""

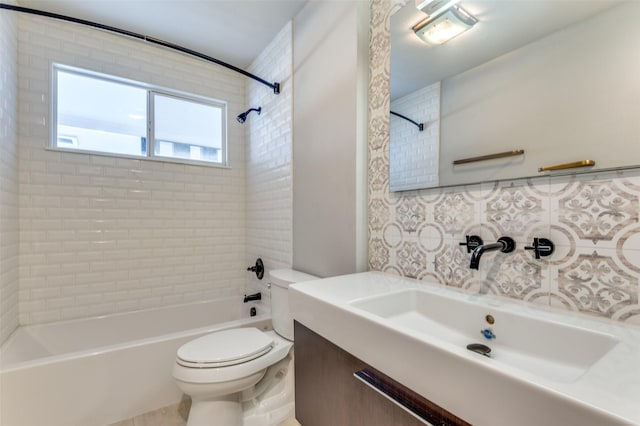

left=0, top=298, right=270, bottom=426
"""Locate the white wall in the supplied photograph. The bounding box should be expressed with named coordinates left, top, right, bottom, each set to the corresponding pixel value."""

left=8, top=2, right=368, bottom=327
left=390, top=82, right=440, bottom=191
left=440, top=2, right=640, bottom=185
left=292, top=0, right=369, bottom=278
left=0, top=5, right=20, bottom=345
left=245, top=22, right=294, bottom=315
left=17, top=14, right=247, bottom=324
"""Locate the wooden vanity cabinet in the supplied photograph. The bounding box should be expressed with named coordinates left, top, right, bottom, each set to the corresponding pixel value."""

left=293, top=321, right=471, bottom=426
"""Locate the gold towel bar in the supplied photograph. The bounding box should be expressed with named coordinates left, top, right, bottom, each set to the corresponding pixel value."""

left=538, top=160, right=595, bottom=172
left=453, top=150, right=525, bottom=165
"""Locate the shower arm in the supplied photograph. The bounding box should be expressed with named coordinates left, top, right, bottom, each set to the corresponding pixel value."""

left=0, top=3, right=281, bottom=94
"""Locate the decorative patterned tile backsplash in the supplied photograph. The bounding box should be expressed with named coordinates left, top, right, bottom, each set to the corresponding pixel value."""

left=367, top=0, right=640, bottom=326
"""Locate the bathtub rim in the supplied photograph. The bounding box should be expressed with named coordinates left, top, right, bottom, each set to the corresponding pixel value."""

left=1, top=299, right=271, bottom=373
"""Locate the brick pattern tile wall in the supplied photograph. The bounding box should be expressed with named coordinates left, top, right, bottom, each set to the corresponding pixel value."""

left=245, top=23, right=294, bottom=315
left=368, top=0, right=640, bottom=326
left=0, top=4, right=20, bottom=344
left=17, top=14, right=247, bottom=324
left=390, top=82, right=440, bottom=191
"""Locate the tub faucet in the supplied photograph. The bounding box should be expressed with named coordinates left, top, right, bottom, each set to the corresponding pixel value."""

left=243, top=292, right=262, bottom=303
left=469, top=237, right=515, bottom=270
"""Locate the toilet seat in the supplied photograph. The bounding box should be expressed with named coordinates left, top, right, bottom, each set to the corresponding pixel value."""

left=177, top=328, right=274, bottom=368
left=174, top=330, right=292, bottom=384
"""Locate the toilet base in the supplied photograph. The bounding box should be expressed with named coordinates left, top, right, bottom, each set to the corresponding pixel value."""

left=187, top=394, right=242, bottom=426
left=176, top=371, right=266, bottom=426
left=243, top=351, right=295, bottom=426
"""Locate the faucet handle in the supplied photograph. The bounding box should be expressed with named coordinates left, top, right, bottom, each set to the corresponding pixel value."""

left=460, top=235, right=483, bottom=253
left=247, top=258, right=264, bottom=280
left=524, top=238, right=554, bottom=259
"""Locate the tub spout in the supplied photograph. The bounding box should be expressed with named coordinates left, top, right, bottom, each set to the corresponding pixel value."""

left=469, top=237, right=515, bottom=270
left=243, top=292, right=262, bottom=303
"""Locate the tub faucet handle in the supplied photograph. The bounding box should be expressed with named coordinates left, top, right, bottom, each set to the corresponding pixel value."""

left=247, top=258, right=264, bottom=280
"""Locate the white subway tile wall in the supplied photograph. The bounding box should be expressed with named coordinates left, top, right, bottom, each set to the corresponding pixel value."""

left=17, top=14, right=247, bottom=324
left=390, top=83, right=440, bottom=191
left=0, top=5, right=20, bottom=345
left=245, top=23, right=294, bottom=315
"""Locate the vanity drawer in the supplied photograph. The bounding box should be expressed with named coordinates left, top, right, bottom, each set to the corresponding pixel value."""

left=294, top=321, right=471, bottom=426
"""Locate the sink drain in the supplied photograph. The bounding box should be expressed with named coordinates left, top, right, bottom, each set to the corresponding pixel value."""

left=466, top=343, right=491, bottom=357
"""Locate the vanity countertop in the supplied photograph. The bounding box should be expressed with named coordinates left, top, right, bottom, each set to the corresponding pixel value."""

left=289, top=272, right=640, bottom=426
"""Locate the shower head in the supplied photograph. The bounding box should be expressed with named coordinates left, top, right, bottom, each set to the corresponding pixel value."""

left=236, top=107, right=262, bottom=124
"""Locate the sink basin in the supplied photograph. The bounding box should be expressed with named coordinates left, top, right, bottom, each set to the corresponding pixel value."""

left=350, top=289, right=619, bottom=382
left=291, top=272, right=640, bottom=425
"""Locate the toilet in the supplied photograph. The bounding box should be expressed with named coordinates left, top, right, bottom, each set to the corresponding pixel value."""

left=173, top=269, right=317, bottom=426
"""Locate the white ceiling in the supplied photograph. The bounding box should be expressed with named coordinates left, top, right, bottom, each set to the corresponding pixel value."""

left=18, top=0, right=309, bottom=68
left=391, top=0, right=625, bottom=100
left=15, top=0, right=626, bottom=102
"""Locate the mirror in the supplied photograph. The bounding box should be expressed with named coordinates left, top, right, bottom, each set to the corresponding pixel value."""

left=389, top=0, right=640, bottom=191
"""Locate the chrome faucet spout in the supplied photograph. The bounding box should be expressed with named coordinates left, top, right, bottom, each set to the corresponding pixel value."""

left=469, top=237, right=515, bottom=270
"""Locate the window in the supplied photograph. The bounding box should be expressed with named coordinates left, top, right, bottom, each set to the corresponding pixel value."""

left=52, top=65, right=227, bottom=166
left=152, top=93, right=223, bottom=164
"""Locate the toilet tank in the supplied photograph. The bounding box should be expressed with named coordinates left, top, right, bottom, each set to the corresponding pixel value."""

left=269, top=269, right=318, bottom=340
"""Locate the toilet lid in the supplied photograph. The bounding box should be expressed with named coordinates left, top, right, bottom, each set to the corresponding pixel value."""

left=176, top=328, right=274, bottom=368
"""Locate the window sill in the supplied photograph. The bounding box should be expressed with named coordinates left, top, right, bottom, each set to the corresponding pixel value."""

left=45, top=147, right=231, bottom=169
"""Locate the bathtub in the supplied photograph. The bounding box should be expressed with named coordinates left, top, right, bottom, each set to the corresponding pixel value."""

left=0, top=297, right=270, bottom=426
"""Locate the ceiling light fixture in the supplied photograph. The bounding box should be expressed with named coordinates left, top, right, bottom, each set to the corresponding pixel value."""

left=413, top=5, right=478, bottom=45
left=415, top=0, right=459, bottom=18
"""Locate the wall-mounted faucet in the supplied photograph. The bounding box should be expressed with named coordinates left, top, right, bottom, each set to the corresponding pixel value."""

left=469, top=236, right=515, bottom=270
left=459, top=235, right=483, bottom=253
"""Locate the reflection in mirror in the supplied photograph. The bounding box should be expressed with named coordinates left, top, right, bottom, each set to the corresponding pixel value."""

left=389, top=84, right=440, bottom=191
left=389, top=0, right=640, bottom=191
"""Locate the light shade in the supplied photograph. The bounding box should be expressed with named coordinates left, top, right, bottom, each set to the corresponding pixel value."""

left=413, top=5, right=478, bottom=45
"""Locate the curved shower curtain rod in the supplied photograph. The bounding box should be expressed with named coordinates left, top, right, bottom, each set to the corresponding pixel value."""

left=390, top=111, right=424, bottom=131
left=0, top=3, right=281, bottom=94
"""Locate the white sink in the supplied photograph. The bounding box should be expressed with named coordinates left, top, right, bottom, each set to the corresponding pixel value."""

left=290, top=272, right=640, bottom=425
left=350, top=289, right=619, bottom=382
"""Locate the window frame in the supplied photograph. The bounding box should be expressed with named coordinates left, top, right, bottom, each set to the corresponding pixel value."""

left=51, top=64, right=228, bottom=168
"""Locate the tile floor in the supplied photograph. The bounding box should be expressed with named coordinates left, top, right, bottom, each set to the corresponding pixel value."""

left=108, top=404, right=185, bottom=426
left=278, top=418, right=301, bottom=426
left=108, top=403, right=186, bottom=426
left=108, top=401, right=301, bottom=426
